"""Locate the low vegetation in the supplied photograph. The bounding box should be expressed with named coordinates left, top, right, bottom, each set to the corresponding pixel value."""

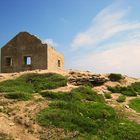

left=116, top=95, right=126, bottom=103
left=0, top=73, right=67, bottom=97
left=104, top=92, right=112, bottom=99
left=131, top=82, right=140, bottom=94
left=108, top=82, right=140, bottom=96
left=108, top=73, right=123, bottom=81
left=4, top=92, right=33, bottom=101
left=0, top=72, right=140, bottom=139
left=40, top=86, right=104, bottom=103
left=129, top=98, right=140, bottom=113
left=37, top=86, right=140, bottom=139
left=0, top=78, right=34, bottom=94
left=0, top=73, right=67, bottom=101
left=25, top=73, right=67, bottom=92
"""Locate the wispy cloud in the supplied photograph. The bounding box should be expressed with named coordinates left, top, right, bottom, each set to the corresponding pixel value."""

left=73, top=38, right=140, bottom=77
left=69, top=1, right=140, bottom=77
left=71, top=3, right=140, bottom=50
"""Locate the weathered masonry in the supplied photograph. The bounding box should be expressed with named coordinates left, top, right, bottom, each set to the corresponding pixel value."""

left=1, top=32, right=64, bottom=73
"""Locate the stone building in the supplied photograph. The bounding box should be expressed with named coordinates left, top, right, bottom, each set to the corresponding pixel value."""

left=1, top=32, right=64, bottom=73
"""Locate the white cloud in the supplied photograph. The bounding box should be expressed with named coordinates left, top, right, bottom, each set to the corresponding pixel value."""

left=42, top=38, right=58, bottom=47
left=73, top=39, right=140, bottom=77
left=71, top=3, right=140, bottom=50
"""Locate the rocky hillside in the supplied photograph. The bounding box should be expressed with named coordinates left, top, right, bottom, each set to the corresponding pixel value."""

left=0, top=70, right=140, bottom=140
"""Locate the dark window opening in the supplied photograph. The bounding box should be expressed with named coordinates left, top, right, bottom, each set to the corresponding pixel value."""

left=58, top=60, right=61, bottom=67
left=24, top=56, right=31, bottom=65
left=5, top=57, right=12, bottom=66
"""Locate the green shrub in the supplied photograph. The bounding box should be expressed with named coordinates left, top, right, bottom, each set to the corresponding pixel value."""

left=108, top=73, right=123, bottom=81
left=4, top=92, right=32, bottom=101
left=40, top=91, right=69, bottom=101
left=115, top=120, right=140, bottom=140
left=104, top=92, right=112, bottom=99
left=40, top=86, right=105, bottom=103
left=0, top=79, right=34, bottom=93
left=129, top=98, right=140, bottom=112
left=25, top=73, right=67, bottom=92
left=108, top=86, right=121, bottom=93
left=70, top=86, right=105, bottom=103
left=110, top=82, right=140, bottom=96
left=108, top=86, right=137, bottom=96
left=122, top=89, right=137, bottom=96
left=116, top=95, right=126, bottom=103
left=37, top=102, right=116, bottom=134
left=131, top=82, right=140, bottom=95
left=37, top=86, right=116, bottom=138
left=37, top=86, right=140, bottom=139
left=0, top=73, right=67, bottom=94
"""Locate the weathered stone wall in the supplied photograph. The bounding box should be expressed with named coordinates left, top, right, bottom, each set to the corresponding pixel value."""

left=1, top=32, right=64, bottom=73
left=47, top=45, right=64, bottom=71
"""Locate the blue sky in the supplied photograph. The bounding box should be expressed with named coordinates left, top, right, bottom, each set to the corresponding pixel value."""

left=1, top=0, right=140, bottom=77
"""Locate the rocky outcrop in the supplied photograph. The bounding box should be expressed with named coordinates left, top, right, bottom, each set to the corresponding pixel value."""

left=68, top=71, right=109, bottom=86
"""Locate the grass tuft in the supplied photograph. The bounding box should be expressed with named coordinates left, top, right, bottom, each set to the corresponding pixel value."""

left=4, top=92, right=33, bottom=101
left=40, top=86, right=105, bottom=103
left=129, top=98, right=140, bottom=112
left=116, top=95, right=126, bottom=103
left=104, top=92, right=112, bottom=99
left=0, top=78, right=34, bottom=93
left=25, top=73, right=67, bottom=92
left=108, top=82, right=140, bottom=96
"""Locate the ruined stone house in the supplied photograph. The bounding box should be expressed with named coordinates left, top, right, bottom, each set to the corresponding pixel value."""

left=1, top=32, right=64, bottom=73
